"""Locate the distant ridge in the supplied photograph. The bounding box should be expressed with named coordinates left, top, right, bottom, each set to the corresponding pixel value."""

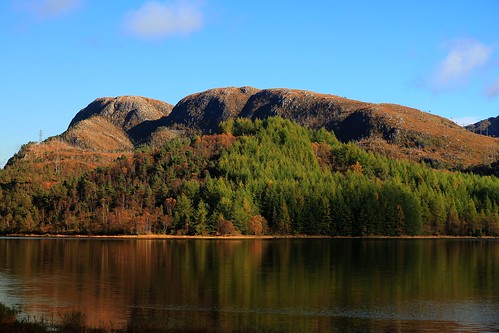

left=465, top=116, right=499, bottom=138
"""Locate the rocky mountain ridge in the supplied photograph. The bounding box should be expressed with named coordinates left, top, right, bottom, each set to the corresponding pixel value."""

left=6, top=87, right=499, bottom=173
left=466, top=116, right=499, bottom=138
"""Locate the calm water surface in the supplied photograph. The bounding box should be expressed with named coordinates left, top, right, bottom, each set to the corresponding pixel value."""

left=0, top=238, right=497, bottom=332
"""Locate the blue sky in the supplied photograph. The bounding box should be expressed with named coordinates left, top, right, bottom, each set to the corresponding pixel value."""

left=1, top=0, right=498, bottom=167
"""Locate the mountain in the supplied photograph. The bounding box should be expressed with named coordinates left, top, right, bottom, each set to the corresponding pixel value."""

left=466, top=116, right=499, bottom=138
left=163, top=87, right=498, bottom=168
left=6, top=87, right=499, bottom=174
left=5, top=96, right=176, bottom=174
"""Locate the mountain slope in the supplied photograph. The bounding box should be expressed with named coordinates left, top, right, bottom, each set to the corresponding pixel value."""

left=68, top=96, right=174, bottom=145
left=62, top=116, right=135, bottom=151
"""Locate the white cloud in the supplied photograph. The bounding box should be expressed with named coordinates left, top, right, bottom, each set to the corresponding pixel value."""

left=124, top=1, right=203, bottom=39
left=14, top=0, right=82, bottom=19
left=432, top=39, right=494, bottom=90
left=487, top=80, right=499, bottom=99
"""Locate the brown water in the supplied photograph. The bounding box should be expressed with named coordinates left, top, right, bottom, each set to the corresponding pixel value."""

left=0, top=238, right=497, bottom=332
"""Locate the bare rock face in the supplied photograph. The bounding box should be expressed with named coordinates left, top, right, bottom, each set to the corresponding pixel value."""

left=64, top=96, right=173, bottom=148
left=166, top=87, right=260, bottom=133
left=240, top=88, right=369, bottom=131
left=69, top=96, right=173, bottom=131
left=165, top=87, right=372, bottom=134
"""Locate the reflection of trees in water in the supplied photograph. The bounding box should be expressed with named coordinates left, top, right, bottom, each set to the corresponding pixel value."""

left=0, top=239, right=497, bottom=331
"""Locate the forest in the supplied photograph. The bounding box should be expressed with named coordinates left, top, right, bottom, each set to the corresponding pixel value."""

left=0, top=117, right=498, bottom=236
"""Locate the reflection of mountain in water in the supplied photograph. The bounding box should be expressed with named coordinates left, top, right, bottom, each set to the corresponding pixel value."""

left=0, top=238, right=497, bottom=332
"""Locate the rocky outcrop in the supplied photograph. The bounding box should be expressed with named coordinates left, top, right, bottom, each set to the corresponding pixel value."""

left=241, top=88, right=367, bottom=129
left=69, top=96, right=173, bottom=131
left=165, top=86, right=260, bottom=133
left=67, top=96, right=173, bottom=147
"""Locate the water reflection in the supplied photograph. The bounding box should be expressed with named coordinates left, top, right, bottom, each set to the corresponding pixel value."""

left=0, top=238, right=497, bottom=332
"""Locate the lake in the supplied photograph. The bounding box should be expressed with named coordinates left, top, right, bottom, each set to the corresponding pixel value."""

left=0, top=237, right=497, bottom=332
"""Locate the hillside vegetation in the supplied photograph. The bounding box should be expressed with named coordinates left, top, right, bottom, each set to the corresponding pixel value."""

left=1, top=118, right=498, bottom=236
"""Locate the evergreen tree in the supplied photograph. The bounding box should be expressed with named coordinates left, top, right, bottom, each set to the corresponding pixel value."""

left=173, top=194, right=194, bottom=234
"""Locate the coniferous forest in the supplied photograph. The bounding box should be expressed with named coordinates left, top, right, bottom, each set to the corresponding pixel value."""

left=1, top=117, right=498, bottom=236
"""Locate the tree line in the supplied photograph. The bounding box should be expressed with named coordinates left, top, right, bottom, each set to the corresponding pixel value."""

left=1, top=117, right=498, bottom=236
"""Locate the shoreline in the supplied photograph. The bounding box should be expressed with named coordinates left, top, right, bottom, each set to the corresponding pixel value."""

left=1, top=234, right=496, bottom=240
